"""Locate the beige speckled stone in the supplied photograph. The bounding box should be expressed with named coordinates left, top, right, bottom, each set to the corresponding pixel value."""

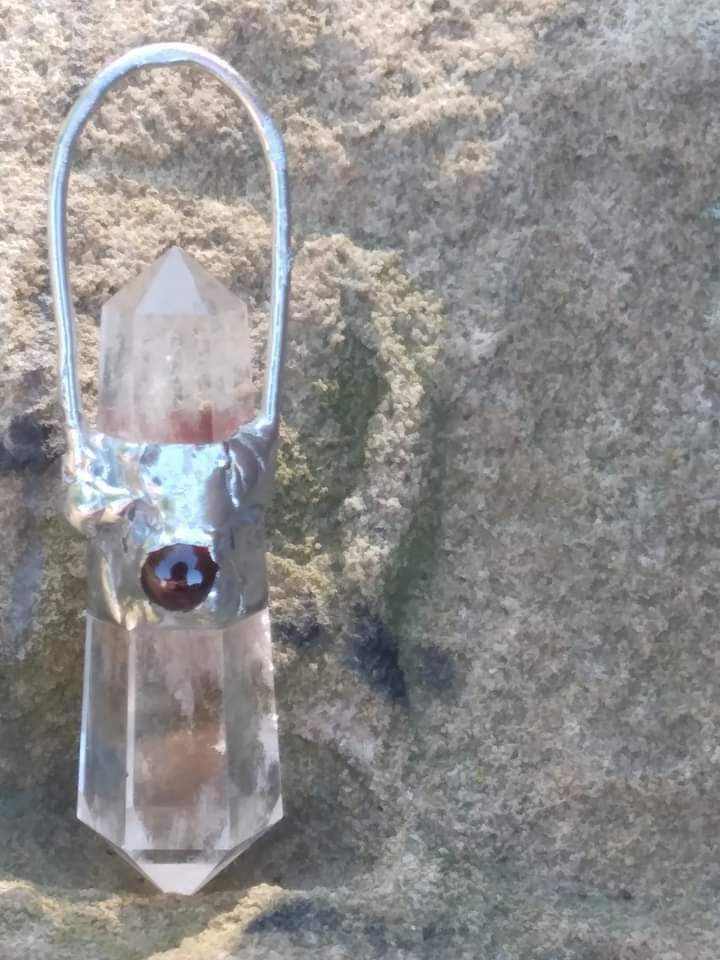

left=2, top=0, right=720, bottom=956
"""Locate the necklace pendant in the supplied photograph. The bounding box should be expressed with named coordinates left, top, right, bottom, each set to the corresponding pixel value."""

left=49, top=45, right=291, bottom=895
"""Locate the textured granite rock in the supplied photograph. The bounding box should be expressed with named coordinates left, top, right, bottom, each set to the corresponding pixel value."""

left=3, top=0, right=720, bottom=955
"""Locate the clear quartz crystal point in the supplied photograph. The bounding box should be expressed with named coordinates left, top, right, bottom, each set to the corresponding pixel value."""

left=97, top=246, right=256, bottom=443
left=78, top=247, right=282, bottom=894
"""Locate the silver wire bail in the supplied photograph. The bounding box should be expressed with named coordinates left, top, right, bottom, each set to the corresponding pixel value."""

left=48, top=42, right=291, bottom=459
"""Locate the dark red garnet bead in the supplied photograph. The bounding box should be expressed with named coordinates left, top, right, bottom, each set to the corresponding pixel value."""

left=140, top=543, right=218, bottom=612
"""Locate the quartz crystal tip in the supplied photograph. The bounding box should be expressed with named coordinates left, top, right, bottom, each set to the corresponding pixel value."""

left=78, top=612, right=283, bottom=895
left=97, top=245, right=256, bottom=443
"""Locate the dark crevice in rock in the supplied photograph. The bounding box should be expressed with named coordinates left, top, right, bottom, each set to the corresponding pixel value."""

left=247, top=898, right=342, bottom=934
left=247, top=895, right=427, bottom=954
left=274, top=592, right=323, bottom=649
left=277, top=618, right=322, bottom=649
left=0, top=414, right=58, bottom=473
left=347, top=606, right=407, bottom=703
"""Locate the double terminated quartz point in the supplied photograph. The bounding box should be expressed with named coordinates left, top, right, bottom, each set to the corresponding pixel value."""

left=78, top=248, right=282, bottom=894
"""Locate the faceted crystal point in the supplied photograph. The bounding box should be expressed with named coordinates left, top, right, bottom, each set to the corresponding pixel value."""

left=78, top=247, right=282, bottom=894
left=78, top=611, right=283, bottom=895
left=97, top=246, right=256, bottom=443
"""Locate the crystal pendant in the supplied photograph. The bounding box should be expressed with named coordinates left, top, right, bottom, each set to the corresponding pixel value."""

left=77, top=248, right=282, bottom=894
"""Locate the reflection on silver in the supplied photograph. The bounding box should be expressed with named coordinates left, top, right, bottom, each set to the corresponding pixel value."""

left=71, top=431, right=270, bottom=628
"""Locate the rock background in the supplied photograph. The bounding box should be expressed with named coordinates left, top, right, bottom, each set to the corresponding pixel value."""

left=2, top=0, right=720, bottom=956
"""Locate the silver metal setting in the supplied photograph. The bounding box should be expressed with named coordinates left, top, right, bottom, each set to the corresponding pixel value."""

left=49, top=43, right=290, bottom=627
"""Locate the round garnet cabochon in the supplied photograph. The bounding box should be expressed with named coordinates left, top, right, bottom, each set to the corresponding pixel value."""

left=141, top=543, right=218, bottom=612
